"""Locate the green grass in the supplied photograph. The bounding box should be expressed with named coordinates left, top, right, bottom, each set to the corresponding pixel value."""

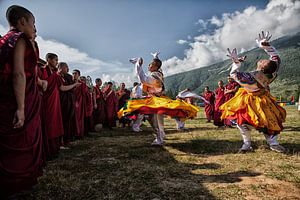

left=28, top=106, right=300, bottom=200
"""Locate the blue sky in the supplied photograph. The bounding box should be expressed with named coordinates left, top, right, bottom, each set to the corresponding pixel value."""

left=1, top=0, right=299, bottom=85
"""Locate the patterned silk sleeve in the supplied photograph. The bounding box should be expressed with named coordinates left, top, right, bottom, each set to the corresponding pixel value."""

left=230, top=62, right=260, bottom=92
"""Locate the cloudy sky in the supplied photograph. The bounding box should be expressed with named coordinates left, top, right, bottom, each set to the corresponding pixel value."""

left=0, top=0, right=299, bottom=86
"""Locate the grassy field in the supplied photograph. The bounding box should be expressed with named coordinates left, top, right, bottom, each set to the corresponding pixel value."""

left=29, top=106, right=299, bottom=200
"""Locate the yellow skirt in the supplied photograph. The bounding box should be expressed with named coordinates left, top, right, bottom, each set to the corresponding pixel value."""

left=118, top=96, right=199, bottom=120
left=220, top=88, right=286, bottom=134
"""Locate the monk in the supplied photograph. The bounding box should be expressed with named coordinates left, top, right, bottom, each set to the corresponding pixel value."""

left=93, top=78, right=106, bottom=128
left=0, top=5, right=43, bottom=198
left=116, top=82, right=131, bottom=128
left=79, top=76, right=94, bottom=136
left=213, top=80, right=226, bottom=127
left=203, top=86, right=215, bottom=122
left=224, top=76, right=240, bottom=126
left=39, top=53, right=79, bottom=159
left=72, top=69, right=86, bottom=138
left=103, top=82, right=118, bottom=129
left=58, top=62, right=77, bottom=144
left=224, top=76, right=240, bottom=101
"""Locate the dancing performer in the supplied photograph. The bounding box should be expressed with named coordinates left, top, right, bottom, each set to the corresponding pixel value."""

left=118, top=52, right=199, bottom=145
left=220, top=31, right=286, bottom=153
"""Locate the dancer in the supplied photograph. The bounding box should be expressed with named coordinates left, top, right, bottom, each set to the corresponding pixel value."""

left=130, top=82, right=145, bottom=132
left=220, top=31, right=286, bottom=153
left=119, top=52, right=199, bottom=145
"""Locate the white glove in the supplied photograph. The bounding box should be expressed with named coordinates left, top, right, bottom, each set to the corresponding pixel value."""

left=226, top=48, right=246, bottom=63
left=150, top=51, right=160, bottom=59
left=256, top=30, right=272, bottom=48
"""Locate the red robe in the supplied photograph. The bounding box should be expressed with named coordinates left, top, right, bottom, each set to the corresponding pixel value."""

left=73, top=81, right=89, bottom=138
left=59, top=73, right=76, bottom=143
left=213, top=87, right=225, bottom=126
left=203, top=91, right=215, bottom=122
left=39, top=66, right=64, bottom=158
left=0, top=30, right=43, bottom=197
left=225, top=81, right=239, bottom=101
left=84, top=87, right=93, bottom=135
left=103, top=89, right=118, bottom=127
left=93, top=86, right=106, bottom=124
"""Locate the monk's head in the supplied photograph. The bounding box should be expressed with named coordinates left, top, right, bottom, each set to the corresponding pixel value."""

left=218, top=80, right=224, bottom=88
left=72, top=69, right=80, bottom=81
left=6, top=5, right=36, bottom=39
left=204, top=86, right=209, bottom=92
left=95, top=78, right=102, bottom=87
left=58, top=62, right=68, bottom=74
left=120, top=82, right=125, bottom=90
left=227, top=76, right=234, bottom=83
left=46, top=53, right=58, bottom=69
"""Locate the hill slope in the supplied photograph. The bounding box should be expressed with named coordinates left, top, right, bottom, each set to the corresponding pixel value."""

left=165, top=32, right=300, bottom=100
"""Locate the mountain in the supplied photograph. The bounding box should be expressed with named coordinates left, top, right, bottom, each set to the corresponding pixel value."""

left=164, top=32, right=300, bottom=101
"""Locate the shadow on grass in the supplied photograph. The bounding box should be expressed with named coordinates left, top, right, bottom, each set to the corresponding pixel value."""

left=166, top=139, right=242, bottom=155
left=283, top=126, right=300, bottom=132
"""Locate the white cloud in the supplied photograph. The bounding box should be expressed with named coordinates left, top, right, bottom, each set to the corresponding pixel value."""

left=0, top=24, right=135, bottom=86
left=163, top=0, right=300, bottom=76
left=177, top=39, right=188, bottom=45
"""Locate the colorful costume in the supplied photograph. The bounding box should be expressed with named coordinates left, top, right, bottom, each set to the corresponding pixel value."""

left=220, top=31, right=286, bottom=152
left=119, top=53, right=198, bottom=145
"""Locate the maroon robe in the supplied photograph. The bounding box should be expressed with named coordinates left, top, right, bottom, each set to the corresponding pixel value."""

left=84, top=87, right=93, bottom=135
left=213, top=87, right=225, bottom=126
left=40, top=66, right=64, bottom=159
left=203, top=91, right=215, bottom=122
left=93, top=86, right=106, bottom=125
left=59, top=73, right=76, bottom=143
left=73, top=81, right=87, bottom=138
left=103, top=89, right=118, bottom=128
left=0, top=30, right=43, bottom=197
left=224, top=81, right=239, bottom=101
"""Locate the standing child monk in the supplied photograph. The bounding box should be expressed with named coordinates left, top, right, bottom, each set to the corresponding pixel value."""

left=213, top=80, right=226, bottom=127
left=220, top=31, right=286, bottom=153
left=203, top=86, right=215, bottom=123
left=93, top=78, right=106, bottom=129
left=103, top=82, right=119, bottom=130
left=0, top=5, right=43, bottom=198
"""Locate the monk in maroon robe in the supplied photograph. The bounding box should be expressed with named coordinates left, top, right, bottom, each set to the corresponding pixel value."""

left=203, top=86, right=215, bottom=122
left=93, top=78, right=106, bottom=126
left=0, top=6, right=44, bottom=197
left=213, top=80, right=225, bottom=127
left=79, top=76, right=94, bottom=135
left=58, top=62, right=77, bottom=144
left=103, top=82, right=118, bottom=129
left=39, top=53, right=79, bottom=159
left=72, top=70, right=86, bottom=138
left=116, top=82, right=131, bottom=128
left=224, top=76, right=240, bottom=101
left=224, top=76, right=240, bottom=126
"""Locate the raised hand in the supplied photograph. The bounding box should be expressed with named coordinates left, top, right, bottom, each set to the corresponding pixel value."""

left=226, top=48, right=246, bottom=63
left=150, top=51, right=160, bottom=59
left=256, top=30, right=272, bottom=47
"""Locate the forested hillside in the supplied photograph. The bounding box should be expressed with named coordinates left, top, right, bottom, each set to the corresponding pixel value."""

left=165, top=32, right=300, bottom=101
